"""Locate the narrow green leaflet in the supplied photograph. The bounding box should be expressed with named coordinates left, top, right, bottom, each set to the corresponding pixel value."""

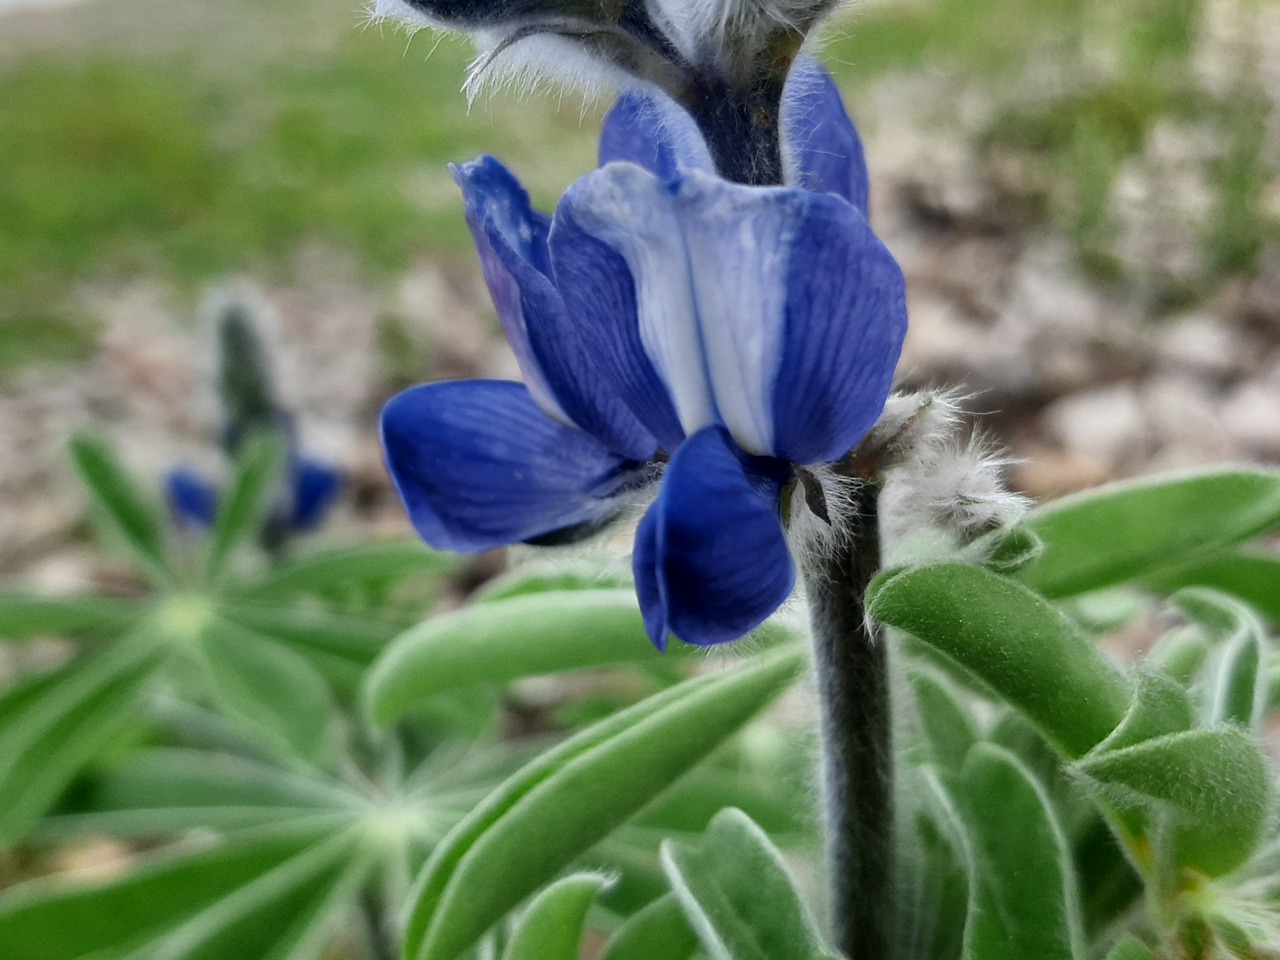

left=199, top=619, right=340, bottom=768
left=0, top=593, right=142, bottom=641
left=1174, top=589, right=1269, bottom=730
left=951, top=744, right=1083, bottom=960
left=0, top=644, right=159, bottom=845
left=474, top=560, right=634, bottom=603
left=1148, top=627, right=1209, bottom=686
left=129, top=831, right=369, bottom=960
left=1146, top=549, right=1280, bottom=623
left=233, top=541, right=452, bottom=600
left=204, top=433, right=287, bottom=585
left=499, top=873, right=609, bottom=960
left=868, top=563, right=1130, bottom=757
left=403, top=647, right=805, bottom=960
left=1092, top=671, right=1192, bottom=754
left=365, top=591, right=682, bottom=724
left=907, top=666, right=980, bottom=771
left=1075, top=727, right=1271, bottom=877
left=40, top=748, right=363, bottom=838
left=598, top=894, right=698, bottom=960
left=0, top=826, right=332, bottom=960
left=661, top=808, right=837, bottom=960
left=1015, top=469, right=1280, bottom=599
left=897, top=770, right=971, bottom=960
left=68, top=433, right=173, bottom=585
left=220, top=603, right=403, bottom=663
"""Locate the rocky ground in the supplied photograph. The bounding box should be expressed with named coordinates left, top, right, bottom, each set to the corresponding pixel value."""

left=1, top=0, right=1278, bottom=591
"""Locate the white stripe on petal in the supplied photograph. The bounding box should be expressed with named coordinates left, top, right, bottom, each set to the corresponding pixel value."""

left=563, top=164, right=719, bottom=438
left=677, top=174, right=803, bottom=455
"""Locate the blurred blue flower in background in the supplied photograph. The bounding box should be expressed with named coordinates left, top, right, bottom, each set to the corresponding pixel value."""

left=166, top=456, right=342, bottom=534
left=382, top=63, right=907, bottom=648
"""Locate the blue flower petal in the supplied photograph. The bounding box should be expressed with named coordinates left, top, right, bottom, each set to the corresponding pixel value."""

left=555, top=165, right=905, bottom=464
left=634, top=426, right=795, bottom=648
left=381, top=380, right=641, bottom=553
left=166, top=467, right=219, bottom=528
left=769, top=193, right=907, bottom=465
left=783, top=60, right=870, bottom=216
left=549, top=190, right=688, bottom=452
left=454, top=156, right=658, bottom=462
left=289, top=458, right=342, bottom=531
left=598, top=90, right=714, bottom=180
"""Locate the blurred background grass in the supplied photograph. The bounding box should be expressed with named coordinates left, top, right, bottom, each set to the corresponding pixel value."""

left=1, top=0, right=1275, bottom=380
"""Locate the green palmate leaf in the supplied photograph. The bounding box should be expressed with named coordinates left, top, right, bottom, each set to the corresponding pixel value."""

left=233, top=540, right=452, bottom=599
left=204, top=432, right=288, bottom=584
left=952, top=744, right=1084, bottom=960
left=499, top=873, right=609, bottom=960
left=0, top=643, right=159, bottom=845
left=199, top=618, right=340, bottom=768
left=365, top=591, right=680, bottom=725
left=220, top=602, right=403, bottom=663
left=1174, top=589, right=1270, bottom=730
left=661, top=808, right=836, bottom=960
left=0, top=593, right=143, bottom=641
left=1146, top=549, right=1280, bottom=623
left=41, top=748, right=362, bottom=838
left=68, top=433, right=173, bottom=585
left=907, top=666, right=979, bottom=771
left=598, top=894, right=698, bottom=960
left=0, top=825, right=336, bottom=960
left=1075, top=727, right=1271, bottom=876
left=0, top=829, right=368, bottom=960
left=1015, top=469, right=1280, bottom=599
left=1103, top=936, right=1154, bottom=960
left=134, top=831, right=370, bottom=960
left=868, top=563, right=1130, bottom=757
left=403, top=647, right=805, bottom=960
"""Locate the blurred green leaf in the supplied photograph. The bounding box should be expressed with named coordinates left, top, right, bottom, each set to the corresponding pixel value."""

left=0, top=825, right=340, bottom=959
left=204, top=433, right=288, bottom=585
left=1094, top=671, right=1192, bottom=753
left=219, top=602, right=403, bottom=663
left=1176, top=590, right=1269, bottom=730
left=1146, top=549, right=1280, bottom=623
left=500, top=873, right=608, bottom=960
left=403, top=647, right=805, bottom=960
left=41, top=747, right=362, bottom=838
left=475, top=560, right=634, bottom=604
left=233, top=541, right=452, bottom=599
left=200, top=619, right=340, bottom=768
left=68, top=433, right=173, bottom=586
left=908, top=666, right=980, bottom=771
left=869, top=563, right=1129, bottom=757
left=1148, top=626, right=1209, bottom=686
left=1103, top=936, right=1153, bottom=960
left=952, top=744, right=1083, bottom=960
left=364, top=591, right=685, bottom=725
left=0, top=643, right=158, bottom=845
left=0, top=593, right=143, bottom=641
left=598, top=894, right=697, bottom=960
left=661, top=808, right=837, bottom=960
left=898, top=770, right=970, bottom=960
left=1016, top=470, right=1280, bottom=599
left=1075, top=727, right=1270, bottom=876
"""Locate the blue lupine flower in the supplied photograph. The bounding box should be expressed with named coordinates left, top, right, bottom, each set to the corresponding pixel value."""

left=166, top=456, right=343, bottom=534
left=382, top=62, right=907, bottom=648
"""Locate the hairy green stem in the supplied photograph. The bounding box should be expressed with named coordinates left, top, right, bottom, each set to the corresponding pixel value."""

left=805, top=482, right=894, bottom=960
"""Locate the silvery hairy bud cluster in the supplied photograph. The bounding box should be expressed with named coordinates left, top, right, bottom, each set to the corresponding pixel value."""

left=371, top=0, right=845, bottom=185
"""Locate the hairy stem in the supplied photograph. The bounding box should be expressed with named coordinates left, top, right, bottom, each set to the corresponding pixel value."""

left=685, top=76, right=786, bottom=186
left=805, top=482, right=894, bottom=960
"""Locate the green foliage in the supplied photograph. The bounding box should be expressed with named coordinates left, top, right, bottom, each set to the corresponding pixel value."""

left=597, top=894, right=698, bottom=960
left=949, top=745, right=1084, bottom=960
left=661, top=808, right=837, bottom=960
left=402, top=647, right=804, bottom=960
left=869, top=562, right=1130, bottom=756
left=499, top=873, right=609, bottom=960
left=1016, top=470, right=1280, bottom=599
